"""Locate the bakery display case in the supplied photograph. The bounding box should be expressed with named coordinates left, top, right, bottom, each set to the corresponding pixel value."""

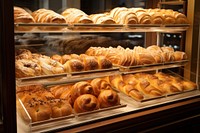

left=1, top=0, right=200, bottom=133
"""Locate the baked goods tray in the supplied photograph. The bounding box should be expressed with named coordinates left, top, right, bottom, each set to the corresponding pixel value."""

left=16, top=67, right=120, bottom=86
left=14, top=23, right=189, bottom=33
left=17, top=98, right=127, bottom=133
left=119, top=60, right=189, bottom=74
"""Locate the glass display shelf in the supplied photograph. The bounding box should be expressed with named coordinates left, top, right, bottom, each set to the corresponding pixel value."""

left=14, top=23, right=190, bottom=33
left=17, top=87, right=200, bottom=133
left=16, top=60, right=189, bottom=87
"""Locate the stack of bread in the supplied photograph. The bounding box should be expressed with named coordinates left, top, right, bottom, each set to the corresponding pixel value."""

left=14, top=6, right=189, bottom=26
left=104, top=72, right=197, bottom=101
left=17, top=78, right=120, bottom=122
left=85, top=45, right=187, bottom=66
left=15, top=49, right=113, bottom=78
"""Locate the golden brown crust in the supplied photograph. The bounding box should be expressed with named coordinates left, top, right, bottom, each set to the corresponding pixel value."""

left=90, top=78, right=112, bottom=96
left=63, top=59, right=85, bottom=72
left=98, top=90, right=120, bottom=108
left=48, top=99, right=73, bottom=118
left=73, top=94, right=99, bottom=113
left=70, top=81, right=94, bottom=103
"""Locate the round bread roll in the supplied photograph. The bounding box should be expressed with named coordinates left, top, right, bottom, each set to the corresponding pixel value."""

left=98, top=90, right=120, bottom=108
left=23, top=100, right=52, bottom=122
left=48, top=99, right=73, bottom=118
left=74, top=94, right=99, bottom=113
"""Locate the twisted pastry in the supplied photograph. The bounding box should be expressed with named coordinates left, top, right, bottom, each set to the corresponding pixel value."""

left=70, top=81, right=94, bottom=103
left=15, top=59, right=42, bottom=78
left=98, top=90, right=120, bottom=108
left=38, top=56, right=65, bottom=75
left=74, top=94, right=99, bottom=113
left=90, top=78, right=112, bottom=96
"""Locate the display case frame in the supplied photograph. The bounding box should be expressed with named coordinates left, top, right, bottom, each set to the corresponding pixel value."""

left=1, top=0, right=200, bottom=132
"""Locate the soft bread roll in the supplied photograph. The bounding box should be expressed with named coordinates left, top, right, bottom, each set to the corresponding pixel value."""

left=90, top=14, right=116, bottom=24
left=73, top=94, right=99, bottom=113
left=61, top=8, right=93, bottom=24
left=21, top=100, right=52, bottom=122
left=80, top=54, right=99, bottom=70
left=98, top=90, right=120, bottom=108
left=48, top=99, right=73, bottom=118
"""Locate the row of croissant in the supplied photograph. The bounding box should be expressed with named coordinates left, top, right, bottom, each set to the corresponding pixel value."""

left=15, top=45, right=187, bottom=78
left=17, top=72, right=197, bottom=122
left=14, top=6, right=189, bottom=25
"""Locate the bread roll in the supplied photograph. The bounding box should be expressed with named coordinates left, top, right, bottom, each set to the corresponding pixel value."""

left=98, top=90, right=120, bottom=108
left=63, top=59, right=85, bottom=72
left=80, top=54, right=99, bottom=70
left=48, top=99, right=73, bottom=118
left=73, top=94, right=99, bottom=113
left=61, top=8, right=93, bottom=24
left=95, top=56, right=113, bottom=69
left=21, top=100, right=52, bottom=122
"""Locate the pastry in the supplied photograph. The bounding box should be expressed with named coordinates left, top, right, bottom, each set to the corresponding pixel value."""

left=90, top=78, right=112, bottom=96
left=48, top=99, right=73, bottom=118
left=90, top=14, right=116, bottom=24
left=63, top=59, right=85, bottom=72
left=70, top=81, right=94, bottom=103
left=61, top=8, right=93, bottom=24
left=98, top=90, right=120, bottom=108
left=73, top=94, right=99, bottom=113
left=15, top=59, right=42, bottom=78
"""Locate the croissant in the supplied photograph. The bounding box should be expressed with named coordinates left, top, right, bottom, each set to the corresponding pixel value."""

left=61, top=8, right=93, bottom=24
left=173, top=11, right=189, bottom=24
left=90, top=14, right=116, bottom=24
left=182, top=80, right=197, bottom=91
left=50, top=85, right=71, bottom=99
left=98, top=90, right=120, bottom=108
left=110, top=7, right=138, bottom=24
left=14, top=6, right=35, bottom=31
left=162, top=9, right=176, bottom=24
left=70, top=81, right=94, bottom=103
left=173, top=51, right=187, bottom=61
left=14, top=6, right=35, bottom=23
left=90, top=78, right=112, bottom=96
left=147, top=9, right=164, bottom=24
left=73, top=94, right=99, bottom=113
left=32, top=8, right=66, bottom=23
